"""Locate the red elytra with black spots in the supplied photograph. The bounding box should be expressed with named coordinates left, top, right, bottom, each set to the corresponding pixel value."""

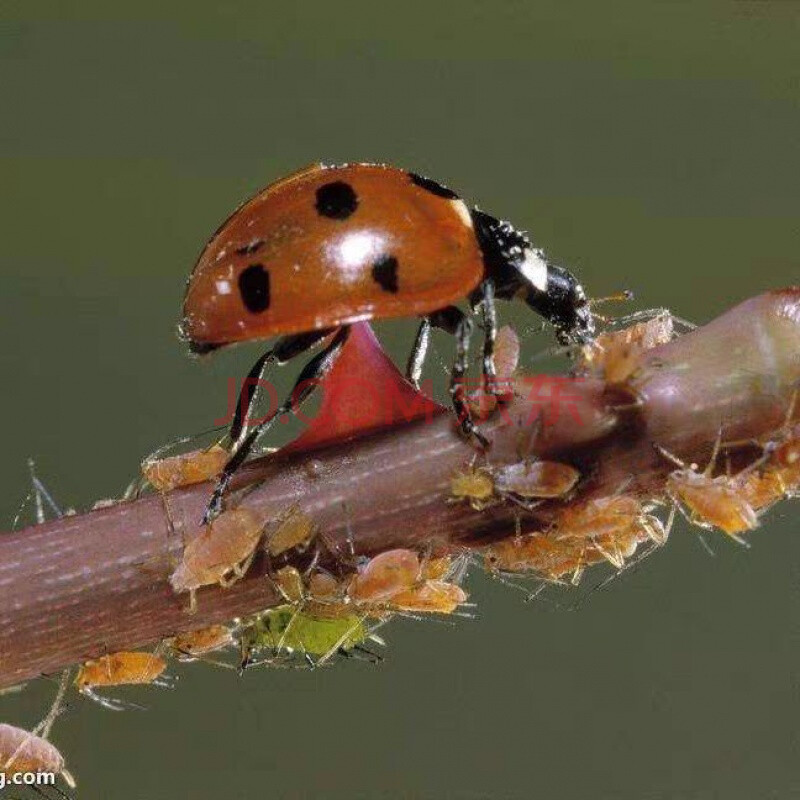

left=182, top=163, right=485, bottom=347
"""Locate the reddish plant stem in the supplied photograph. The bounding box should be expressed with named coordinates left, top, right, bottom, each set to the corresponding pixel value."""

left=0, top=289, right=797, bottom=689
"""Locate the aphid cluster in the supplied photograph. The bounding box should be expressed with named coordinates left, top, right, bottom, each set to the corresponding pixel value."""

left=662, top=408, right=800, bottom=540
left=455, top=311, right=798, bottom=588
left=483, top=495, right=663, bottom=585
left=238, top=548, right=469, bottom=670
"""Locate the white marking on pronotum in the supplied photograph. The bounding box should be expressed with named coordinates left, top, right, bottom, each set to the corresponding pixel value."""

left=519, top=247, right=548, bottom=292
left=450, top=198, right=473, bottom=229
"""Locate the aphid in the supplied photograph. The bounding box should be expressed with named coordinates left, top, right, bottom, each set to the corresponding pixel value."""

left=181, top=163, right=596, bottom=519
left=468, top=324, right=520, bottom=419
left=551, top=495, right=668, bottom=545
left=579, top=311, right=676, bottom=383
left=347, top=549, right=468, bottom=614
left=239, top=607, right=374, bottom=668
left=492, top=460, right=581, bottom=504
left=266, top=506, right=316, bottom=558
left=306, top=570, right=342, bottom=599
left=272, top=565, right=305, bottom=604
left=142, top=444, right=229, bottom=492
left=735, top=423, right=800, bottom=511
left=74, top=651, right=170, bottom=711
left=768, top=427, right=800, bottom=495
left=484, top=528, right=640, bottom=584
left=303, top=570, right=351, bottom=619
left=164, top=625, right=234, bottom=661
left=0, top=723, right=75, bottom=789
left=389, top=581, right=468, bottom=614
left=659, top=444, right=759, bottom=538
left=347, top=549, right=421, bottom=602
left=449, top=465, right=496, bottom=510
left=169, top=506, right=265, bottom=612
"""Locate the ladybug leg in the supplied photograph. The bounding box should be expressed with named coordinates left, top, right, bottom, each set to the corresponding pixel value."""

left=204, top=327, right=350, bottom=523
left=405, top=317, right=432, bottom=389
left=230, top=329, right=335, bottom=447
left=476, top=279, right=498, bottom=396
left=430, top=307, right=490, bottom=449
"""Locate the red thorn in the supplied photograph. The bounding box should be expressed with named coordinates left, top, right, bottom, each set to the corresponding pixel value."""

left=285, top=323, right=445, bottom=454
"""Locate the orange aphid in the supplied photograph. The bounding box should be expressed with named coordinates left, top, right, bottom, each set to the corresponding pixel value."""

left=390, top=580, right=468, bottom=613
left=304, top=570, right=351, bottom=618
left=0, top=723, right=75, bottom=788
left=484, top=528, right=640, bottom=583
left=347, top=549, right=468, bottom=614
left=485, top=534, right=585, bottom=580
left=552, top=495, right=667, bottom=545
left=493, top=325, right=521, bottom=389
left=734, top=425, right=800, bottom=512
left=656, top=438, right=759, bottom=539
left=347, top=549, right=421, bottom=602
left=75, top=652, right=169, bottom=711
left=580, top=312, right=674, bottom=383
left=469, top=325, right=520, bottom=419
left=735, top=470, right=787, bottom=512
left=267, top=507, right=316, bottom=558
left=142, top=445, right=228, bottom=492
left=76, top=652, right=167, bottom=688
left=667, top=470, right=758, bottom=537
left=170, top=507, right=264, bottom=611
left=493, top=460, right=580, bottom=501
left=165, top=625, right=234, bottom=660
left=273, top=565, right=305, bottom=604
left=450, top=465, right=495, bottom=510
left=307, top=571, right=341, bottom=600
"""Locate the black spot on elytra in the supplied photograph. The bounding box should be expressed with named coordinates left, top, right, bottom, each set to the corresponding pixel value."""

left=371, top=255, right=399, bottom=294
left=238, top=264, right=271, bottom=313
left=315, top=181, right=358, bottom=220
left=409, top=172, right=459, bottom=200
left=235, top=239, right=264, bottom=256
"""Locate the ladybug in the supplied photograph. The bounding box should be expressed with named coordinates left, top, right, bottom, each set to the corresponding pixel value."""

left=181, top=163, right=595, bottom=519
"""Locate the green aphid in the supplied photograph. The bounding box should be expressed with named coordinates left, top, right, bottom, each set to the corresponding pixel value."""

left=242, top=606, right=368, bottom=661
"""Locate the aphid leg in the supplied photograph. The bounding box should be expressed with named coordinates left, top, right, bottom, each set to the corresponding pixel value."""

left=204, top=327, right=350, bottom=522
left=34, top=669, right=72, bottom=741
left=505, top=495, right=543, bottom=512
left=316, top=616, right=367, bottom=667
left=693, top=528, right=717, bottom=557
left=588, top=289, right=635, bottom=310
left=430, top=306, right=489, bottom=447
left=653, top=443, right=688, bottom=470
left=79, top=687, right=141, bottom=713
left=218, top=552, right=255, bottom=588
left=405, top=317, right=432, bottom=389
left=591, top=536, right=624, bottom=570
left=276, top=606, right=304, bottom=655
left=349, top=644, right=384, bottom=664
left=702, top=427, right=725, bottom=478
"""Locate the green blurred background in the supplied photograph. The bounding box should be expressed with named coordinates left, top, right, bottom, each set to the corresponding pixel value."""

left=1, top=2, right=798, bottom=798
